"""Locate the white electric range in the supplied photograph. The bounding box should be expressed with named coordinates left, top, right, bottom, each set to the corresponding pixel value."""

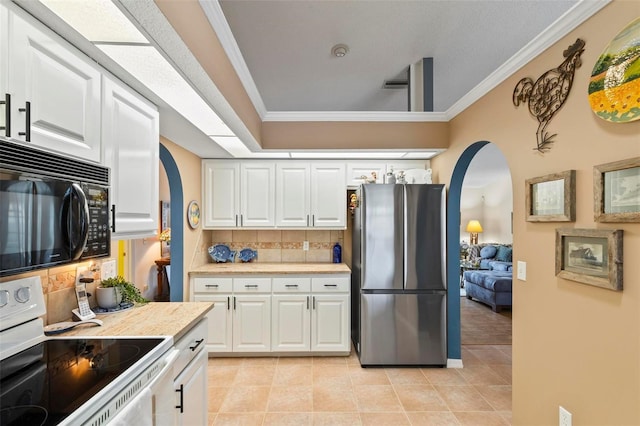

left=0, top=276, right=173, bottom=425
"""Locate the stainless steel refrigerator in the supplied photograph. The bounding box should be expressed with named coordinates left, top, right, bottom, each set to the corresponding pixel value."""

left=351, top=184, right=447, bottom=366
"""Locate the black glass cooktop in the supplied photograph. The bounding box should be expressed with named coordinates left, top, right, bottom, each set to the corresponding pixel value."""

left=0, top=338, right=163, bottom=426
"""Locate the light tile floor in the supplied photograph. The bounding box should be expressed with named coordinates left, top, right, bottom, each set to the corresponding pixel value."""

left=207, top=344, right=512, bottom=425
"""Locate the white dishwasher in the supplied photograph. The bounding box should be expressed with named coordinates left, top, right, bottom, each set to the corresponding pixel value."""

left=151, top=318, right=208, bottom=426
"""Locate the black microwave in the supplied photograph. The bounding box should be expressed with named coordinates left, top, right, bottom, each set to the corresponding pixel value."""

left=0, top=139, right=111, bottom=277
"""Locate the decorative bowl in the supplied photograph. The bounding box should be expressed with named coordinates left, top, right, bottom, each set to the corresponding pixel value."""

left=238, top=248, right=258, bottom=263
left=208, top=244, right=236, bottom=263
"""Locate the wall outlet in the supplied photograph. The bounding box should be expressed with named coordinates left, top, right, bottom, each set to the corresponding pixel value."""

left=303, top=241, right=309, bottom=251
left=517, top=261, right=527, bottom=281
left=101, top=259, right=117, bottom=281
left=559, top=406, right=572, bottom=426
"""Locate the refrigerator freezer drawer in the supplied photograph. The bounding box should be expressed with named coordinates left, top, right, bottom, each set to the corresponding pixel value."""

left=359, top=293, right=446, bottom=366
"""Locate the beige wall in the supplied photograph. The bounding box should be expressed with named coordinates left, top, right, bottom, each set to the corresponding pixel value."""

left=160, top=136, right=203, bottom=300
left=432, top=2, right=640, bottom=424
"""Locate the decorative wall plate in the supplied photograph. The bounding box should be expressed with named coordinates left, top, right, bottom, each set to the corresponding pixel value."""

left=588, top=17, right=640, bottom=123
left=187, top=200, right=200, bottom=229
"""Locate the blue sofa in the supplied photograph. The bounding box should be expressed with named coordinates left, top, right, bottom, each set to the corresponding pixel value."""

left=463, top=244, right=513, bottom=313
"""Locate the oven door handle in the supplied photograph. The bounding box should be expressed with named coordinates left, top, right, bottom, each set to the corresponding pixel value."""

left=147, top=348, right=180, bottom=390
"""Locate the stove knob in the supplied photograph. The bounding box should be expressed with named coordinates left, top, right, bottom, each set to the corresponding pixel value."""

left=0, top=290, right=8, bottom=307
left=15, top=286, right=31, bottom=304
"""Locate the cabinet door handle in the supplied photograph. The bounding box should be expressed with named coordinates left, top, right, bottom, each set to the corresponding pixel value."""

left=175, top=384, right=184, bottom=413
left=235, top=215, right=238, bottom=227
left=189, top=339, right=204, bottom=351
left=306, top=215, right=309, bottom=227
left=110, top=205, right=116, bottom=232
left=307, top=296, right=310, bottom=310
left=1, top=93, right=10, bottom=137
left=312, top=296, right=316, bottom=310
left=233, top=296, right=236, bottom=310
left=227, top=296, right=230, bottom=310
left=285, top=284, right=298, bottom=288
left=244, top=284, right=258, bottom=288
left=18, top=101, right=30, bottom=141
left=323, top=284, right=338, bottom=288
left=312, top=215, right=315, bottom=226
left=205, top=284, right=219, bottom=288
left=240, top=214, right=243, bottom=227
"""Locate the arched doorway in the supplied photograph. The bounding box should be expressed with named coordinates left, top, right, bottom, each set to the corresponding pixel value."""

left=159, top=143, right=184, bottom=302
left=446, top=141, right=491, bottom=363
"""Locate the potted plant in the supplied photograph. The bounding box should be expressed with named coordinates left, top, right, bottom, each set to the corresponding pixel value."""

left=96, top=276, right=148, bottom=308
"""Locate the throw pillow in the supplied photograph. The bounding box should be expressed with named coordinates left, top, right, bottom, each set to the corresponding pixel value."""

left=491, top=262, right=511, bottom=272
left=480, top=245, right=498, bottom=259
left=495, top=245, right=513, bottom=262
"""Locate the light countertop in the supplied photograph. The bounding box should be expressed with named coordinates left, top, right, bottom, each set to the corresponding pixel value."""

left=189, top=262, right=351, bottom=275
left=58, top=302, right=214, bottom=341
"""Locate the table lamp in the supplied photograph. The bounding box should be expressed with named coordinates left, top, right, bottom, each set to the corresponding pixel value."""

left=466, top=220, right=483, bottom=244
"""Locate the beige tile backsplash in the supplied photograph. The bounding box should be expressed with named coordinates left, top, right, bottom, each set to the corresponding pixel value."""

left=198, top=229, right=345, bottom=265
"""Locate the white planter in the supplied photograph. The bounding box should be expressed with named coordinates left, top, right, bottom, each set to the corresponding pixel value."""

left=96, top=286, right=122, bottom=309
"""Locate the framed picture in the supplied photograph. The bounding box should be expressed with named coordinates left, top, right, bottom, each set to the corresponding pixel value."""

left=594, top=157, right=640, bottom=222
left=555, top=228, right=623, bottom=291
left=187, top=200, right=201, bottom=229
left=525, top=170, right=576, bottom=222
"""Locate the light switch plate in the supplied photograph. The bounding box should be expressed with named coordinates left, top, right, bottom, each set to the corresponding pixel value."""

left=101, top=259, right=117, bottom=281
left=303, top=241, right=309, bottom=251
left=517, top=261, right=527, bottom=281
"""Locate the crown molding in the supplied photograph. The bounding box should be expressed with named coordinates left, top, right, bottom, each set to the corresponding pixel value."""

left=445, top=0, right=611, bottom=120
left=199, top=0, right=267, bottom=119
left=263, top=111, right=449, bottom=122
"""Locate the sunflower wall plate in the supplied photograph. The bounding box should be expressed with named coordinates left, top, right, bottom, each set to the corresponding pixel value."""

left=187, top=200, right=201, bottom=229
left=588, top=17, right=640, bottom=123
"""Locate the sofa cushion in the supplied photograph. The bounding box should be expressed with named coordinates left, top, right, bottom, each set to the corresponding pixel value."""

left=495, top=245, right=513, bottom=262
left=480, top=245, right=498, bottom=259
left=489, top=261, right=512, bottom=272
left=464, top=270, right=512, bottom=293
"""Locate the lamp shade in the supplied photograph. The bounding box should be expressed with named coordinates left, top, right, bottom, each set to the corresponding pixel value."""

left=466, top=220, right=483, bottom=233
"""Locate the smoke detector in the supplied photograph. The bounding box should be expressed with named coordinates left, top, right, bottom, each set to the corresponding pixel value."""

left=331, top=44, right=349, bottom=57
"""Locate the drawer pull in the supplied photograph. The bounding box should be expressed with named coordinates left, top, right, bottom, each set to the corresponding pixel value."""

left=189, top=339, right=204, bottom=351
left=175, top=384, right=184, bottom=413
left=205, top=284, right=219, bottom=288
left=285, top=284, right=298, bottom=288
left=323, top=284, right=338, bottom=287
left=244, top=284, right=258, bottom=288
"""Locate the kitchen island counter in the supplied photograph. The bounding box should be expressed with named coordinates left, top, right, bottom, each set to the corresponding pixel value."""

left=190, top=262, right=351, bottom=275
left=59, top=302, right=214, bottom=341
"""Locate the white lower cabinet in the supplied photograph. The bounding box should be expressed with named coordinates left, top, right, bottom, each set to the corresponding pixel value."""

left=311, top=294, right=350, bottom=352
left=174, top=349, right=207, bottom=426
left=233, top=295, right=271, bottom=352
left=192, top=273, right=350, bottom=355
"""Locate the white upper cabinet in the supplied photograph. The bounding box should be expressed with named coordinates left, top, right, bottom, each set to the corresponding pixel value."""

left=241, top=162, right=275, bottom=227
left=202, top=161, right=275, bottom=228
left=203, top=161, right=240, bottom=228
left=276, top=163, right=311, bottom=227
left=6, top=9, right=102, bottom=163
left=310, top=163, right=346, bottom=228
left=102, top=76, right=159, bottom=238
left=346, top=162, right=386, bottom=186
left=276, top=162, right=346, bottom=229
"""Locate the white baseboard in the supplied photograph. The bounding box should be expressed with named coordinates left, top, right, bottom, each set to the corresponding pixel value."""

left=447, top=358, right=464, bottom=368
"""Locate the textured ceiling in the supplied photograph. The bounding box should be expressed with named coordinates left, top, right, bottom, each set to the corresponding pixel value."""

left=218, top=0, right=578, bottom=113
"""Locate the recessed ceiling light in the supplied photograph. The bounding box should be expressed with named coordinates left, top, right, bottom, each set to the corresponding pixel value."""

left=331, top=44, right=349, bottom=58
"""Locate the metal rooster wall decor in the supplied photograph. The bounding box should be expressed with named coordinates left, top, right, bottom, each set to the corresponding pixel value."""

left=513, top=38, right=586, bottom=153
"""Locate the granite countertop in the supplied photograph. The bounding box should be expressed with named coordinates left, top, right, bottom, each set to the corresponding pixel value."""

left=58, top=302, right=214, bottom=341
left=189, top=262, right=351, bottom=275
